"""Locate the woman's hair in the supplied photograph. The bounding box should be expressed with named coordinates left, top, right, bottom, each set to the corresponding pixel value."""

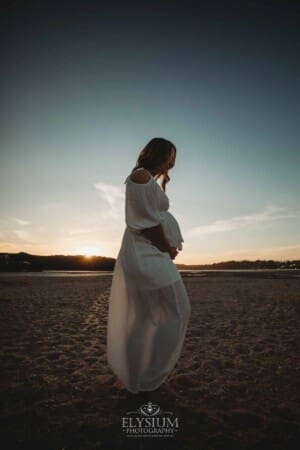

left=131, top=137, right=176, bottom=191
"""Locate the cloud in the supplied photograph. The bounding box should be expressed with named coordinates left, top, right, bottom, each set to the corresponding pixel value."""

left=12, top=229, right=31, bottom=240
left=94, top=182, right=125, bottom=219
left=7, top=217, right=31, bottom=225
left=187, top=205, right=300, bottom=236
left=0, top=217, right=38, bottom=246
left=0, top=227, right=37, bottom=246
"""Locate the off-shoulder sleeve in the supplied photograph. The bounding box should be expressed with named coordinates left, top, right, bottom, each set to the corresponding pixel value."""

left=125, top=179, right=163, bottom=230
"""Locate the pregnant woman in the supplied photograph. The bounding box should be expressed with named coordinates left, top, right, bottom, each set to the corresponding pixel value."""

left=106, top=137, right=191, bottom=394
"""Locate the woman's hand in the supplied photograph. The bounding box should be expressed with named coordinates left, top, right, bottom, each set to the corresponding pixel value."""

left=161, top=172, right=170, bottom=192
left=140, top=225, right=178, bottom=259
left=168, top=246, right=179, bottom=260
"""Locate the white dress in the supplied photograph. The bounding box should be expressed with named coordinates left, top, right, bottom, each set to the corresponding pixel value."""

left=106, top=167, right=191, bottom=393
left=161, top=210, right=184, bottom=251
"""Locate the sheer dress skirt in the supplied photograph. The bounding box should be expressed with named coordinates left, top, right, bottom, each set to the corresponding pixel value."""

left=106, top=229, right=191, bottom=394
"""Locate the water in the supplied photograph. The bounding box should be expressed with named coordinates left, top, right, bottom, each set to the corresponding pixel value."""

left=0, top=270, right=114, bottom=277
left=0, top=269, right=298, bottom=277
left=179, top=269, right=299, bottom=272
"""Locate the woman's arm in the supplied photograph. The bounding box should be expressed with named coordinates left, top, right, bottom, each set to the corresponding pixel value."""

left=140, top=224, right=178, bottom=259
left=140, top=223, right=171, bottom=252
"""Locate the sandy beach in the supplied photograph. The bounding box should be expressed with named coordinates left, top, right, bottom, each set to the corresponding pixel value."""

left=0, top=271, right=299, bottom=449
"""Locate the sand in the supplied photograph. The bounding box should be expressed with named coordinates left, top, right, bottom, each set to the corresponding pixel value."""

left=0, top=271, right=299, bottom=449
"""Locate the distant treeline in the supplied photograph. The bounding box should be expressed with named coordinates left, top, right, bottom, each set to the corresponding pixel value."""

left=0, top=252, right=115, bottom=272
left=0, top=252, right=299, bottom=272
left=176, top=260, right=300, bottom=270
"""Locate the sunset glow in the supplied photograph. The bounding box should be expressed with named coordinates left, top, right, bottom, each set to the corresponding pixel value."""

left=73, top=246, right=101, bottom=258
left=1, top=1, right=299, bottom=264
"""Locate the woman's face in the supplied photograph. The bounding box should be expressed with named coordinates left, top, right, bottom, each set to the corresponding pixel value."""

left=160, top=148, right=176, bottom=173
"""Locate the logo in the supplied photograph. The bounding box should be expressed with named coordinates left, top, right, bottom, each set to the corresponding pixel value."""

left=121, top=401, right=179, bottom=438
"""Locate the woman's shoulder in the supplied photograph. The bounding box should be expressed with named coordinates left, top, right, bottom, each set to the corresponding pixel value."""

left=125, top=168, right=154, bottom=186
left=130, top=169, right=152, bottom=184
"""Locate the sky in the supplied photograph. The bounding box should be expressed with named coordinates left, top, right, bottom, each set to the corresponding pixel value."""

left=1, top=0, right=299, bottom=264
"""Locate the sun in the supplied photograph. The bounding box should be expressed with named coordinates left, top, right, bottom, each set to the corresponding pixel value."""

left=74, top=245, right=101, bottom=258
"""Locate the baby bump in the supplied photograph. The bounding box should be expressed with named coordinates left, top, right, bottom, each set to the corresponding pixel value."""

left=120, top=229, right=181, bottom=289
